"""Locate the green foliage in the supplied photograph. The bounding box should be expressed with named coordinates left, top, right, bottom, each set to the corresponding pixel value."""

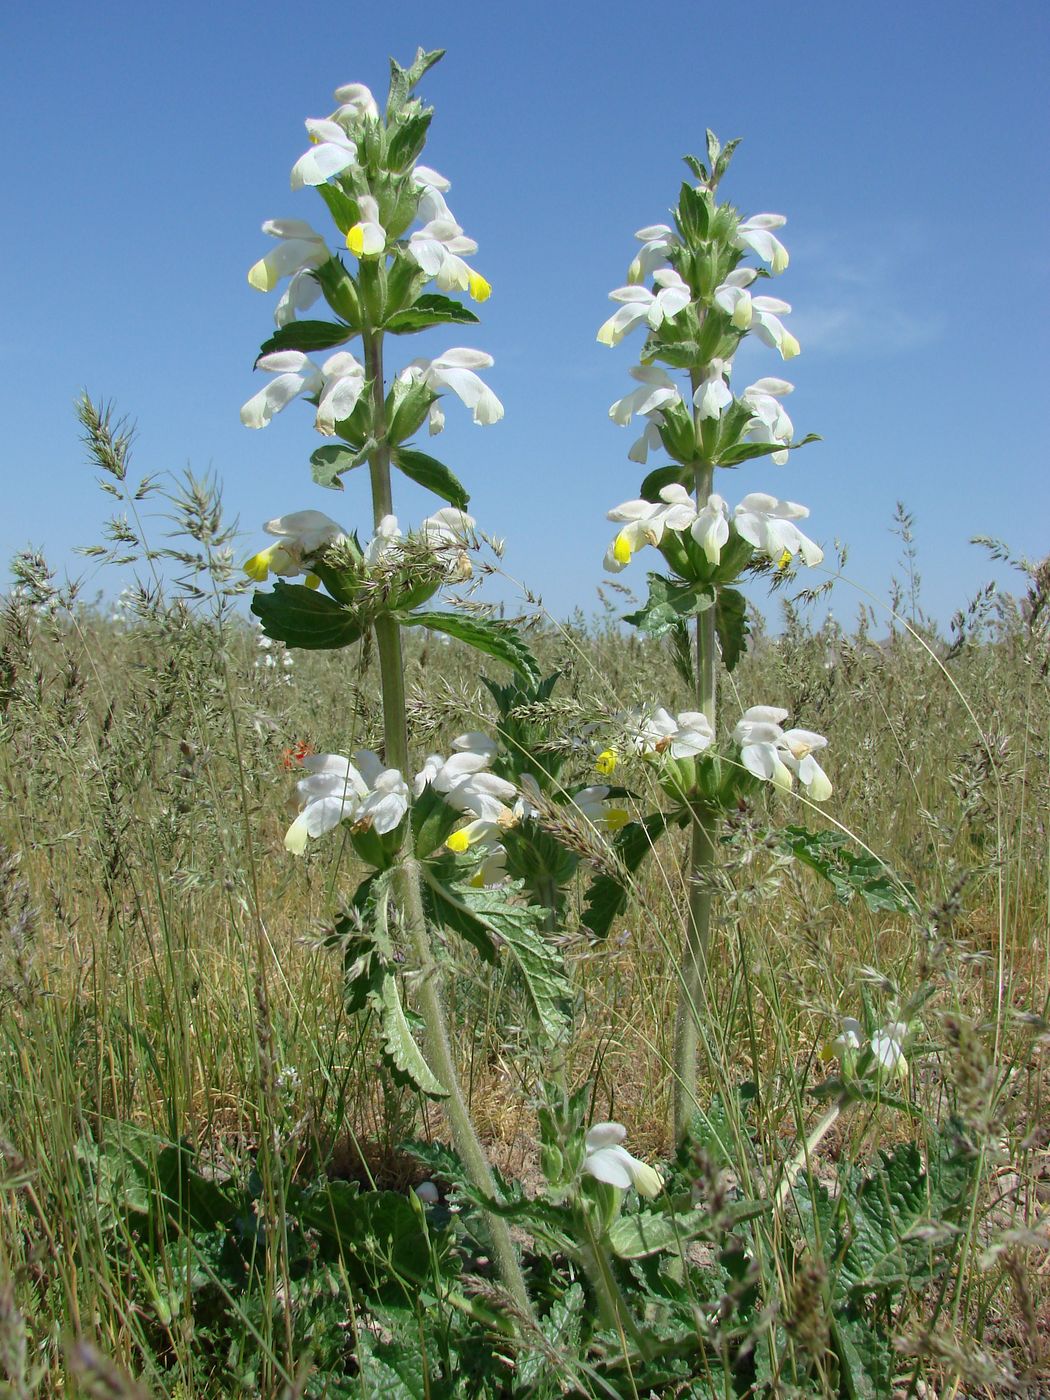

left=392, top=446, right=471, bottom=507
left=777, top=824, right=919, bottom=914
left=715, top=584, right=749, bottom=670
left=309, top=440, right=372, bottom=489
left=623, top=572, right=714, bottom=637
left=384, top=292, right=480, bottom=333
left=256, top=319, right=353, bottom=357
left=582, top=812, right=673, bottom=937
left=250, top=579, right=366, bottom=649
left=400, top=610, right=541, bottom=684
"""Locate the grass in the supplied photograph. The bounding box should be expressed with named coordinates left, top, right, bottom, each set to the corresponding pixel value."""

left=0, top=478, right=1047, bottom=1396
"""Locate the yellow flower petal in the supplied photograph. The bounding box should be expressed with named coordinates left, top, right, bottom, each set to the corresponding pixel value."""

left=604, top=808, right=630, bottom=833
left=346, top=225, right=365, bottom=256
left=595, top=749, right=618, bottom=776
left=613, top=532, right=633, bottom=566
left=468, top=271, right=492, bottom=302
left=243, top=549, right=272, bottom=582
left=446, top=830, right=471, bottom=854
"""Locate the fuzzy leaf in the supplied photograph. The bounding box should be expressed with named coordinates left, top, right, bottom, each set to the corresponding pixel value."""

left=250, top=581, right=365, bottom=650
left=400, top=611, right=540, bottom=685
left=639, top=463, right=691, bottom=502
left=314, top=184, right=359, bottom=234
left=383, top=293, right=480, bottom=334
left=256, top=320, right=352, bottom=358
left=582, top=812, right=670, bottom=938
left=387, top=47, right=445, bottom=117
left=392, top=448, right=470, bottom=508
left=372, top=974, right=447, bottom=1098
left=624, top=574, right=715, bottom=638
left=714, top=586, right=749, bottom=671
left=386, top=112, right=432, bottom=172
left=777, top=825, right=919, bottom=914
left=310, top=442, right=370, bottom=489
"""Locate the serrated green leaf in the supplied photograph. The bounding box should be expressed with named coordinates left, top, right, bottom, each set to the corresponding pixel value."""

left=582, top=813, right=670, bottom=938
left=400, top=611, right=540, bottom=685
left=309, top=441, right=371, bottom=489
left=776, top=825, right=919, bottom=915
left=256, top=320, right=353, bottom=358
left=372, top=974, right=447, bottom=1097
left=387, top=47, right=445, bottom=117
left=716, top=431, right=821, bottom=467
left=383, top=292, right=480, bottom=334
left=624, top=574, right=714, bottom=638
left=832, top=1314, right=896, bottom=1400
left=714, top=585, right=749, bottom=671
left=250, top=580, right=365, bottom=650
left=392, top=448, right=470, bottom=508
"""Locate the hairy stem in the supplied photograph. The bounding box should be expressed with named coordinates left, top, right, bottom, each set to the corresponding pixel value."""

left=361, top=327, right=535, bottom=1323
left=671, top=383, right=719, bottom=1145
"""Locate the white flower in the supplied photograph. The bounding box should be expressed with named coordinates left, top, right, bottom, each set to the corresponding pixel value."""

left=778, top=727, right=833, bottom=800
left=469, top=842, right=508, bottom=887
left=749, top=296, right=800, bottom=360
left=363, top=515, right=403, bottom=567
left=413, top=733, right=495, bottom=799
left=609, top=366, right=682, bottom=426
left=445, top=770, right=519, bottom=851
left=290, top=118, right=359, bottom=190
left=870, top=1021, right=908, bottom=1080
left=583, top=1123, right=662, bottom=1198
left=240, top=351, right=323, bottom=430
left=834, top=1017, right=864, bottom=1055
left=399, top=350, right=504, bottom=433
left=315, top=351, right=367, bottom=435
left=243, top=510, right=347, bottom=582
left=713, top=268, right=760, bottom=329
left=733, top=493, right=823, bottom=567
left=418, top=508, right=477, bottom=572
left=353, top=750, right=411, bottom=834
left=735, top=213, right=789, bottom=274
left=604, top=484, right=696, bottom=572
left=331, top=82, right=380, bottom=123
left=407, top=201, right=491, bottom=302
left=609, top=367, right=683, bottom=464
left=274, top=268, right=323, bottom=328
left=739, top=379, right=794, bottom=465
left=284, top=753, right=368, bottom=853
left=634, top=707, right=715, bottom=758
left=691, top=494, right=730, bottom=564
left=627, top=224, right=679, bottom=284
left=572, top=785, right=629, bottom=833
left=732, top=707, right=832, bottom=801
left=693, top=358, right=734, bottom=420
left=412, top=164, right=451, bottom=193
left=345, top=195, right=386, bottom=258
left=733, top=707, right=794, bottom=792
left=247, top=219, right=330, bottom=295
left=597, top=269, right=692, bottom=346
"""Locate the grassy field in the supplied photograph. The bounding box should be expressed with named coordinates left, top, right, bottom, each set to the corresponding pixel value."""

left=0, top=508, right=1047, bottom=1396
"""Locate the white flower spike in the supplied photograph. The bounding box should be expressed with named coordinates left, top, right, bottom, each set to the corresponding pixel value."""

left=740, top=379, right=795, bottom=465
left=345, top=195, right=386, bottom=258
left=627, top=224, right=679, bottom=284
left=584, top=1123, right=662, bottom=1198
left=691, top=494, right=731, bottom=565
left=290, top=118, right=359, bottom=190
left=693, top=359, right=733, bottom=420
left=597, top=269, right=692, bottom=346
left=315, top=351, right=367, bottom=436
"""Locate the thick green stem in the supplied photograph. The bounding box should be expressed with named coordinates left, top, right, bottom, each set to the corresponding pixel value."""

left=671, top=385, right=720, bottom=1144
left=361, top=326, right=535, bottom=1323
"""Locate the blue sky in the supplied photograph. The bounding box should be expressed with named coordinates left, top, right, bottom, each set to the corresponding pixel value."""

left=4, top=0, right=1048, bottom=629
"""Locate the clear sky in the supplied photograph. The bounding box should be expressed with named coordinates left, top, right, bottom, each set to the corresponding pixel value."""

left=4, top=0, right=1048, bottom=629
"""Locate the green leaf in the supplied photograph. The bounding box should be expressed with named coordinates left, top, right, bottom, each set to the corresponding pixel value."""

left=386, top=112, right=432, bottom=171
left=383, top=293, right=480, bottom=334
left=776, top=825, right=919, bottom=915
left=400, top=611, right=540, bottom=685
left=312, top=257, right=362, bottom=325
left=608, top=1198, right=765, bottom=1259
left=250, top=581, right=365, bottom=650
left=387, top=47, right=445, bottom=117
left=314, top=183, right=359, bottom=234
left=714, top=586, right=749, bottom=671
left=309, top=441, right=373, bottom=490
left=623, top=573, right=714, bottom=638
left=682, top=153, right=708, bottom=183
left=831, top=1315, right=896, bottom=1400
left=392, top=448, right=470, bottom=508
left=669, top=617, right=695, bottom=689
left=716, top=432, right=821, bottom=467
left=256, top=320, right=352, bottom=358
left=373, top=974, right=447, bottom=1097
left=425, top=878, right=571, bottom=1043
left=639, top=463, right=691, bottom=501
left=582, top=812, right=670, bottom=938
